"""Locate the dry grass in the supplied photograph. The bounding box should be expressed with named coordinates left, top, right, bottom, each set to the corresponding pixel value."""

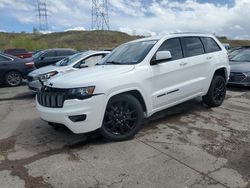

left=0, top=31, right=249, bottom=52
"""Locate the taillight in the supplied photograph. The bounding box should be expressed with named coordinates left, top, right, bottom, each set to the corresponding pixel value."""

left=25, top=62, right=35, bottom=69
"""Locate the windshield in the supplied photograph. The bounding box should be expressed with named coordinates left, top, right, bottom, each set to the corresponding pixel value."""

left=101, top=40, right=158, bottom=65
left=55, top=52, right=91, bottom=66
left=231, top=49, right=250, bottom=62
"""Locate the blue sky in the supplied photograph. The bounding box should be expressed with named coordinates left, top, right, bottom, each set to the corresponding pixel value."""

left=0, top=0, right=249, bottom=39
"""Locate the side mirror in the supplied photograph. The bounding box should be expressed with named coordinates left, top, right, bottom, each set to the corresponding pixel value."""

left=151, top=51, right=172, bottom=65
left=40, top=56, right=45, bottom=60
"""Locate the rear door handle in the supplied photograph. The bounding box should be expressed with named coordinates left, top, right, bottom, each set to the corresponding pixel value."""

left=180, top=62, right=187, bottom=66
left=206, top=56, right=212, bottom=60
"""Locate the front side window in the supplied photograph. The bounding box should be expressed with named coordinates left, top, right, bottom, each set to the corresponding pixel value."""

left=102, top=40, right=158, bottom=65
left=201, top=37, right=221, bottom=53
left=158, top=38, right=183, bottom=60
left=181, top=37, right=205, bottom=57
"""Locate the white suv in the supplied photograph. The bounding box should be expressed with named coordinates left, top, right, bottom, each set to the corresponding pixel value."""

left=36, top=34, right=229, bottom=141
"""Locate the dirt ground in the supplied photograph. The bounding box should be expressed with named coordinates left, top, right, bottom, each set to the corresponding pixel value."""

left=0, top=85, right=249, bottom=188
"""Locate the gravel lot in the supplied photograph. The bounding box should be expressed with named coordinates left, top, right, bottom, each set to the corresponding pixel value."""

left=0, top=85, right=249, bottom=188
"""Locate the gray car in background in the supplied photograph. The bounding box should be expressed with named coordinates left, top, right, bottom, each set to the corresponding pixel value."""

left=27, top=50, right=110, bottom=91
left=228, top=49, right=250, bottom=86
left=33, top=48, right=77, bottom=68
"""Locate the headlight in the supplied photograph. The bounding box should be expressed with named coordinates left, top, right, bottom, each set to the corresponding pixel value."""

left=39, top=71, right=58, bottom=81
left=68, top=86, right=95, bottom=99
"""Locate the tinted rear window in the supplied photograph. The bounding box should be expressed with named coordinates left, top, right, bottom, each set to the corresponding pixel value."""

left=181, top=37, right=205, bottom=57
left=201, top=37, right=221, bottom=53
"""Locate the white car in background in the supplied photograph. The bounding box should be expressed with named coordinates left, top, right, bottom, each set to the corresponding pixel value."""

left=27, top=50, right=110, bottom=91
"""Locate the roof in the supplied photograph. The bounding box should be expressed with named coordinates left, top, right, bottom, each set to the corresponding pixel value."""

left=129, top=33, right=216, bottom=43
left=42, top=48, right=76, bottom=51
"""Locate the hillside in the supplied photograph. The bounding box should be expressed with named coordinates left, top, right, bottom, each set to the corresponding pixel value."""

left=0, top=30, right=138, bottom=51
left=0, top=30, right=250, bottom=51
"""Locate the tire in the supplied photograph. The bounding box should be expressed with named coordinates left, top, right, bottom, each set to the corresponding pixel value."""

left=203, top=75, right=226, bottom=107
left=100, top=94, right=144, bottom=141
left=4, top=71, right=22, bottom=87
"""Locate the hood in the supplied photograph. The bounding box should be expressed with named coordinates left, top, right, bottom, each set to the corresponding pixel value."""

left=28, top=65, right=70, bottom=76
left=46, top=65, right=135, bottom=88
left=229, top=61, right=250, bottom=73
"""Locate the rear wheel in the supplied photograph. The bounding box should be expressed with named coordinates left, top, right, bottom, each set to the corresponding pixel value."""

left=100, top=94, right=144, bottom=141
left=203, top=75, right=226, bottom=107
left=4, top=71, right=22, bottom=87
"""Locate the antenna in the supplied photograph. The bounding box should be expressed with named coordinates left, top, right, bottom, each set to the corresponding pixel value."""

left=92, top=0, right=110, bottom=30
left=36, top=0, right=48, bottom=31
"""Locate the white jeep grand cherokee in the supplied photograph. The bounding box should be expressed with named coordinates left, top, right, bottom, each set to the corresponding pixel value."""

left=36, top=34, right=230, bottom=141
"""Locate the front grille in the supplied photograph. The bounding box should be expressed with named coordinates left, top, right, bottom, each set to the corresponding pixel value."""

left=37, top=86, right=68, bottom=108
left=229, top=72, right=246, bottom=82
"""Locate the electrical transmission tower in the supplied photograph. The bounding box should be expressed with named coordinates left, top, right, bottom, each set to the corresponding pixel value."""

left=92, top=0, right=110, bottom=30
left=36, top=0, right=48, bottom=31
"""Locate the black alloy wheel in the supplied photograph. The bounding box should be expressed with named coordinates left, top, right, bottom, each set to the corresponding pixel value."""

left=213, top=78, right=226, bottom=103
left=203, top=75, right=226, bottom=107
left=101, top=94, right=144, bottom=141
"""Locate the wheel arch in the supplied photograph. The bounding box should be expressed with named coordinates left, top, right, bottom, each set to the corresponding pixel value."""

left=4, top=69, right=23, bottom=78
left=105, top=89, right=148, bottom=115
left=213, top=67, right=229, bottom=81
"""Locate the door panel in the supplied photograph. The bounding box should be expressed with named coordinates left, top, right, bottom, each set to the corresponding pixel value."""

left=149, top=37, right=209, bottom=111
left=148, top=38, right=188, bottom=110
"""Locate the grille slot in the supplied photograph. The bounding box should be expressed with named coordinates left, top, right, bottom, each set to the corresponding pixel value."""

left=229, top=72, right=246, bottom=82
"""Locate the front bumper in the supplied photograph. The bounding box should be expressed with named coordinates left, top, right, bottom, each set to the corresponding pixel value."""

left=36, top=94, right=107, bottom=134
left=228, top=72, right=250, bottom=86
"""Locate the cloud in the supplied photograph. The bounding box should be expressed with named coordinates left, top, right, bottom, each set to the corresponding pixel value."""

left=0, top=0, right=250, bottom=39
left=64, top=27, right=86, bottom=31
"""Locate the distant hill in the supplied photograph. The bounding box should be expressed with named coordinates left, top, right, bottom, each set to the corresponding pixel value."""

left=0, top=31, right=250, bottom=51
left=0, top=30, right=138, bottom=51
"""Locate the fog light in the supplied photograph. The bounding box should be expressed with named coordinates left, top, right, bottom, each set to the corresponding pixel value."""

left=69, top=114, right=87, bottom=122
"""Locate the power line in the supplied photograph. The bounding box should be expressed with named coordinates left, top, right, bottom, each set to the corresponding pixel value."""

left=92, top=0, right=110, bottom=30
left=36, top=0, right=48, bottom=31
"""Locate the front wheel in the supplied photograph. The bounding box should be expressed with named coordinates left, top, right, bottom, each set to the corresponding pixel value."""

left=100, top=94, right=144, bottom=141
left=203, top=75, right=226, bottom=107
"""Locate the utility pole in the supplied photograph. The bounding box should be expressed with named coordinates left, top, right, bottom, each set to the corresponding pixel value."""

left=36, top=0, right=48, bottom=31
left=92, top=0, right=110, bottom=30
